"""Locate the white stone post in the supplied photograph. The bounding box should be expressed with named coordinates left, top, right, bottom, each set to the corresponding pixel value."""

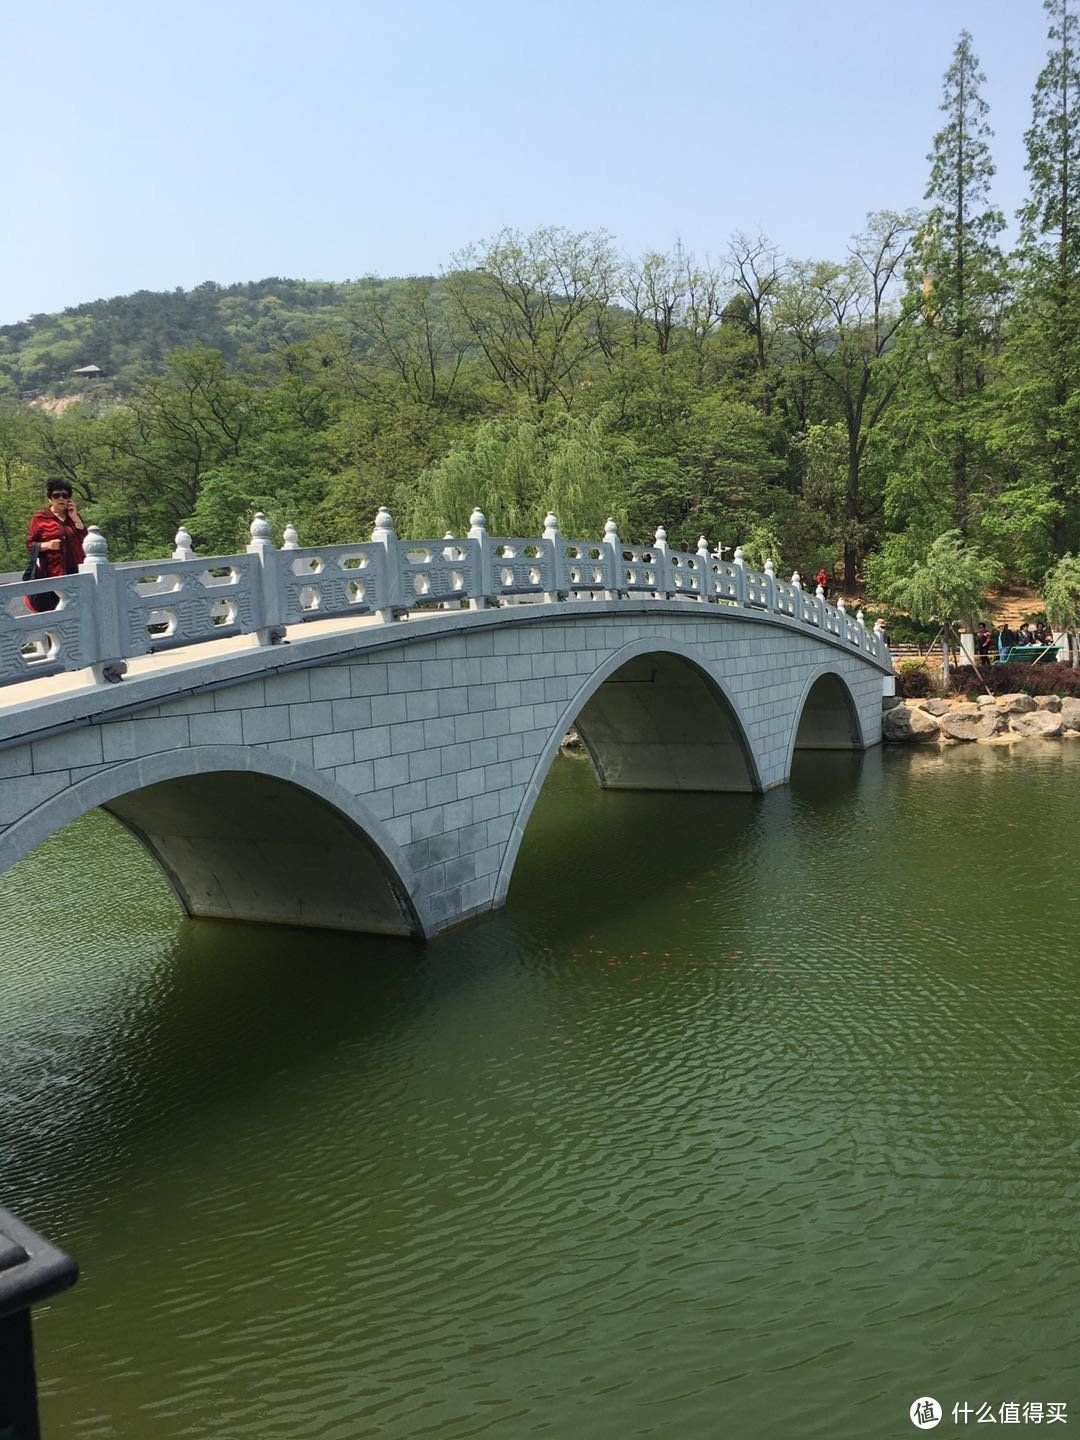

left=282, top=523, right=300, bottom=550
left=79, top=526, right=127, bottom=683
left=603, top=518, right=621, bottom=600
left=696, top=536, right=714, bottom=602
left=442, top=533, right=462, bottom=610
left=542, top=512, right=567, bottom=604
left=816, top=582, right=827, bottom=629
left=764, top=557, right=777, bottom=612
left=247, top=511, right=284, bottom=644
left=732, top=545, right=747, bottom=607
left=370, top=506, right=403, bottom=623
left=653, top=526, right=672, bottom=599
left=468, top=507, right=493, bottom=609
left=172, top=527, right=195, bottom=561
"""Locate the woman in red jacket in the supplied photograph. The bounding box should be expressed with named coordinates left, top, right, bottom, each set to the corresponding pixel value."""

left=26, top=480, right=87, bottom=610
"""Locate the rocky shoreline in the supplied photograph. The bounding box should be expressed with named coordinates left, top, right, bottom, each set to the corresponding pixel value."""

left=883, top=692, right=1080, bottom=744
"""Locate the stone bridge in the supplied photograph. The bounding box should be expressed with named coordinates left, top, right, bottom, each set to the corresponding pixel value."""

left=0, top=511, right=893, bottom=937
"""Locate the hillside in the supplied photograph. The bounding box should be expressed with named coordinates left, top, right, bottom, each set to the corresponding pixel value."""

left=0, top=276, right=415, bottom=398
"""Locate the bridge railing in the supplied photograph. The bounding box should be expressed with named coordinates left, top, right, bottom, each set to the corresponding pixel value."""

left=0, top=507, right=890, bottom=688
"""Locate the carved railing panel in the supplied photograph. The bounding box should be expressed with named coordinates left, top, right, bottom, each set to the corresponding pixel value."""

left=0, top=575, right=91, bottom=685
left=399, top=539, right=477, bottom=608
left=276, top=543, right=385, bottom=623
left=490, top=538, right=552, bottom=599
left=116, top=555, right=261, bottom=655
left=620, top=545, right=664, bottom=595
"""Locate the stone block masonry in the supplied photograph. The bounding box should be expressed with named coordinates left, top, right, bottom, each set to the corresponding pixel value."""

left=0, top=601, right=888, bottom=937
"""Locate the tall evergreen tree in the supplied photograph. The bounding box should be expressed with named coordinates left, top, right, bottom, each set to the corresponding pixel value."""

left=910, top=30, right=1005, bottom=534
left=1012, top=0, right=1080, bottom=557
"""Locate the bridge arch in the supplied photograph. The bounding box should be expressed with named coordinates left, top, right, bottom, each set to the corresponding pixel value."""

left=493, top=638, right=761, bottom=907
left=0, top=745, right=428, bottom=937
left=787, top=665, right=867, bottom=774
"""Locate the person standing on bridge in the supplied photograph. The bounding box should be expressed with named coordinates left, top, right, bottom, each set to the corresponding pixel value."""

left=26, top=480, right=87, bottom=611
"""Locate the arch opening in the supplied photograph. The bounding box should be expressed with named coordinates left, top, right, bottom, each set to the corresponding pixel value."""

left=102, top=771, right=419, bottom=936
left=572, top=652, right=758, bottom=794
left=793, top=672, right=863, bottom=752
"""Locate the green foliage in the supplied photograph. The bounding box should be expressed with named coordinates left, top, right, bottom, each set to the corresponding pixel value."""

left=1041, top=551, right=1080, bottom=632
left=872, top=529, right=1000, bottom=633
left=407, top=412, right=626, bottom=538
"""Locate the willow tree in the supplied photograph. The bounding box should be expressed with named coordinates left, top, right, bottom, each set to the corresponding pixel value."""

left=878, top=529, right=999, bottom=684
left=1041, top=552, right=1080, bottom=662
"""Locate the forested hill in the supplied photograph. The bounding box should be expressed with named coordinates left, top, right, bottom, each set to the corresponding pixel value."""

left=0, top=278, right=397, bottom=396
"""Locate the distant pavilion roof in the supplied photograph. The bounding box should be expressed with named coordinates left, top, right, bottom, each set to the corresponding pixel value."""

left=72, top=364, right=102, bottom=375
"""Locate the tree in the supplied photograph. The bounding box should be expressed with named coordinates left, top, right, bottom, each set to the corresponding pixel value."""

left=1010, top=0, right=1080, bottom=558
left=776, top=210, right=921, bottom=585
left=873, top=529, right=999, bottom=683
left=443, top=228, right=622, bottom=414
left=1041, top=551, right=1080, bottom=662
left=727, top=231, right=786, bottom=412
left=407, top=412, right=627, bottom=539
left=906, top=30, right=1006, bottom=535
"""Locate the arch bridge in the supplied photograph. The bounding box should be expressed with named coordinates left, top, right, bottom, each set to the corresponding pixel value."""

left=0, top=510, right=893, bottom=937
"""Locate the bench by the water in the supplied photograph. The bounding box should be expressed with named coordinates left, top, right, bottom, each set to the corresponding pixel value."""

left=993, top=645, right=1062, bottom=665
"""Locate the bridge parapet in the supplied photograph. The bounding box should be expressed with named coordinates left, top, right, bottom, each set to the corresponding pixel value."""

left=0, top=509, right=890, bottom=690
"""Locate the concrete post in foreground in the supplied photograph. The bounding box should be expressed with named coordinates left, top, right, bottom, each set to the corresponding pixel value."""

left=79, top=526, right=126, bottom=684
left=0, top=1204, right=78, bottom=1440
left=697, top=537, right=713, bottom=603
left=370, top=507, right=402, bottom=624
left=764, top=558, right=776, bottom=612
left=603, top=518, right=621, bottom=600
left=247, top=512, right=283, bottom=645
left=542, top=513, right=566, bottom=603
left=468, top=508, right=492, bottom=610
left=732, top=545, right=747, bottom=607
left=652, top=526, right=671, bottom=599
left=172, top=527, right=195, bottom=561
left=282, top=523, right=300, bottom=550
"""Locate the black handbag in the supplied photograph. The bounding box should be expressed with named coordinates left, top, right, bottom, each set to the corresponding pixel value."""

left=22, top=541, right=59, bottom=613
left=21, top=542, right=42, bottom=583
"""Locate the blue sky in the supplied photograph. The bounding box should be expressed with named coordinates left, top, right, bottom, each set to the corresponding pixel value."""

left=5, top=0, right=1050, bottom=324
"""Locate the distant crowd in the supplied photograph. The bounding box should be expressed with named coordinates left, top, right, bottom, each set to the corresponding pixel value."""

left=976, top=621, right=1056, bottom=660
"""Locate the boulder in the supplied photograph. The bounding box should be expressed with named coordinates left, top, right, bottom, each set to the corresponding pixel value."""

left=976, top=694, right=998, bottom=708
left=1036, top=694, right=1063, bottom=712
left=996, top=692, right=1036, bottom=715
left=923, top=698, right=951, bottom=716
left=1010, top=710, right=1064, bottom=739
left=1058, top=697, right=1080, bottom=732
left=940, top=704, right=1004, bottom=741
left=882, top=705, right=941, bottom=744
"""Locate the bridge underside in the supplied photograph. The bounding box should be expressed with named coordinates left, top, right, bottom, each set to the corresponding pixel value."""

left=574, top=653, right=758, bottom=793
left=793, top=674, right=863, bottom=750
left=104, top=773, right=417, bottom=935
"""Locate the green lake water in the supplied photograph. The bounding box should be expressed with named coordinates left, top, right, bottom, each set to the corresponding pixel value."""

left=1, top=744, right=1078, bottom=1438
